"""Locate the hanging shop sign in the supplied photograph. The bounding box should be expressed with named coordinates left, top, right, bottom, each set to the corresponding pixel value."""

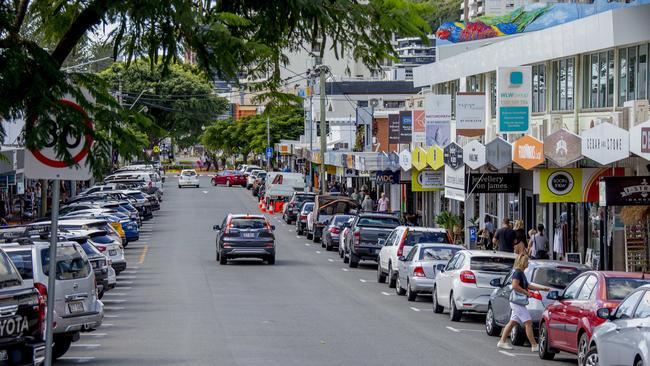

left=486, top=137, right=512, bottom=169
left=412, top=110, right=426, bottom=145
left=512, top=135, right=544, bottom=170
left=426, top=145, right=444, bottom=170
left=399, top=110, right=413, bottom=144
left=387, top=152, right=400, bottom=172
left=629, top=119, right=650, bottom=162
left=424, top=94, right=452, bottom=147
left=456, top=93, right=486, bottom=137
left=544, top=129, right=582, bottom=167
left=466, top=173, right=520, bottom=194
left=581, top=122, right=629, bottom=165
left=411, top=147, right=428, bottom=171
left=412, top=169, right=444, bottom=192
left=444, top=165, right=466, bottom=202
left=463, top=140, right=486, bottom=170
left=443, top=142, right=464, bottom=170
left=599, top=176, right=650, bottom=206
left=375, top=170, right=401, bottom=184
left=388, top=114, right=400, bottom=144
left=399, top=149, right=412, bottom=171
left=539, top=168, right=624, bottom=203
left=497, top=66, right=532, bottom=134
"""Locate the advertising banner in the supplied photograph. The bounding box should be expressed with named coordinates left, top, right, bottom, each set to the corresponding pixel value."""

left=456, top=93, right=486, bottom=137
left=388, top=114, right=400, bottom=144
left=375, top=170, right=401, bottom=185
left=497, top=66, right=532, bottom=134
left=512, top=135, right=544, bottom=170
left=412, top=169, right=444, bottom=192
left=443, top=142, right=464, bottom=170
left=486, top=137, right=512, bottom=169
left=412, top=110, right=426, bottom=145
left=581, top=122, right=629, bottom=165
left=411, top=147, right=428, bottom=171
left=399, top=110, right=413, bottom=144
left=600, top=176, right=650, bottom=206
left=466, top=173, right=519, bottom=194
left=399, top=149, right=412, bottom=171
left=539, top=168, right=624, bottom=203
left=629, top=119, right=650, bottom=162
left=424, top=94, right=452, bottom=147
left=444, top=165, right=465, bottom=202
left=427, top=145, right=444, bottom=170
left=463, top=140, right=486, bottom=170
left=544, top=129, right=582, bottom=167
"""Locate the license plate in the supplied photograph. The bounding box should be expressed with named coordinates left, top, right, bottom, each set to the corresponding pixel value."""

left=0, top=350, right=7, bottom=361
left=68, top=301, right=84, bottom=314
left=242, top=232, right=255, bottom=238
left=109, top=249, right=117, bottom=256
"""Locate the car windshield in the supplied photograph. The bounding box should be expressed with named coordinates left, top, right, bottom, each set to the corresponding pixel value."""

left=182, top=171, right=196, bottom=176
left=419, top=247, right=459, bottom=261
left=357, top=217, right=400, bottom=228
left=333, top=216, right=353, bottom=225
left=295, top=195, right=315, bottom=204
left=532, top=266, right=585, bottom=289
left=606, top=278, right=650, bottom=300
left=41, top=245, right=91, bottom=280
left=90, top=235, right=115, bottom=244
left=302, top=203, right=314, bottom=212
left=80, top=242, right=102, bottom=256
left=1, top=251, right=26, bottom=285
left=258, top=173, right=267, bottom=178
left=406, top=231, right=449, bottom=245
left=230, top=218, right=266, bottom=229
left=470, top=257, right=515, bottom=272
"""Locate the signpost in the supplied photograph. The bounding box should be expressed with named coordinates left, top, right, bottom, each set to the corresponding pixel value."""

left=24, top=99, right=93, bottom=366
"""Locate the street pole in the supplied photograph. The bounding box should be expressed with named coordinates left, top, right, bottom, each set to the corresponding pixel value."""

left=44, top=181, right=60, bottom=366
left=319, top=66, right=328, bottom=195
left=267, top=116, right=271, bottom=171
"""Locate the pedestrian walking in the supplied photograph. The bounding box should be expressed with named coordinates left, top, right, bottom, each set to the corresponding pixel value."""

left=492, top=218, right=516, bottom=253
left=377, top=192, right=389, bottom=213
left=484, top=214, right=494, bottom=235
left=528, top=224, right=549, bottom=259
left=513, top=219, right=527, bottom=255
left=497, top=254, right=550, bottom=352
left=351, top=188, right=361, bottom=204
left=361, top=194, right=374, bottom=212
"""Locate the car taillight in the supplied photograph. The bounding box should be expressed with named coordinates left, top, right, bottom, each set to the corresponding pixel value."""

left=299, top=215, right=307, bottom=220
left=353, top=230, right=361, bottom=249
left=459, top=270, right=476, bottom=284
left=329, top=227, right=340, bottom=234
left=413, top=266, right=425, bottom=277
left=96, top=245, right=107, bottom=252
left=396, top=230, right=408, bottom=257
left=34, top=283, right=47, bottom=336
left=528, top=290, right=542, bottom=301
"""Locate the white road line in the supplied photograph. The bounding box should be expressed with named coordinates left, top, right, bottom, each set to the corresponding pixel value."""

left=327, top=258, right=334, bottom=262
left=341, top=268, right=349, bottom=272
left=508, top=353, right=538, bottom=357
left=410, top=307, right=421, bottom=312
left=359, top=279, right=367, bottom=283
left=304, top=243, right=310, bottom=246
left=296, top=236, right=301, bottom=238
left=202, top=190, right=208, bottom=194
left=117, top=276, right=137, bottom=279
left=120, top=270, right=138, bottom=274
left=446, top=326, right=483, bottom=332
left=499, top=351, right=516, bottom=357
left=446, top=326, right=460, bottom=333
left=71, top=344, right=101, bottom=348
left=102, top=323, right=115, bottom=327
left=116, top=286, right=132, bottom=290
left=84, top=333, right=106, bottom=337
left=104, top=315, right=120, bottom=318
left=315, top=251, right=321, bottom=254
left=381, top=291, right=391, bottom=296
left=103, top=306, right=125, bottom=310
left=57, top=356, right=95, bottom=363
left=117, top=281, right=133, bottom=285
left=104, top=292, right=127, bottom=296
left=102, top=299, right=126, bottom=303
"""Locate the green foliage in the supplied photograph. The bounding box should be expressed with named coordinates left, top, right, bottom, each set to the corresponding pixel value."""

left=419, top=0, right=463, bottom=29
left=436, top=211, right=461, bottom=233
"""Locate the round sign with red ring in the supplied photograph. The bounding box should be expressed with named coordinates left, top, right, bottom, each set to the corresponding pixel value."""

left=30, top=99, right=94, bottom=168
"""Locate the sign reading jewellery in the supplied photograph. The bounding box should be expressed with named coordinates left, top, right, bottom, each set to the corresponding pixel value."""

left=443, top=142, right=464, bottom=170
left=581, top=122, right=629, bottom=165
left=600, top=176, right=650, bottom=206
left=466, top=173, right=519, bottom=193
left=497, top=66, right=532, bottom=134
left=544, top=129, right=582, bottom=167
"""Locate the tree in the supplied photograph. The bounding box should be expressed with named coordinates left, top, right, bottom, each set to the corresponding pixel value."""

left=424, top=0, right=463, bottom=29
left=0, top=0, right=432, bottom=173
left=99, top=60, right=228, bottom=148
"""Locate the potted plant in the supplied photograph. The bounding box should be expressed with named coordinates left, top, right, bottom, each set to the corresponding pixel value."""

left=436, top=211, right=460, bottom=238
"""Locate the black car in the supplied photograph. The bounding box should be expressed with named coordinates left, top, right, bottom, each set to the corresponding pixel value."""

left=283, top=192, right=316, bottom=224
left=214, top=214, right=276, bottom=265
left=345, top=213, right=401, bottom=268
left=0, top=248, right=45, bottom=365
left=295, top=202, right=314, bottom=236
left=321, top=214, right=355, bottom=251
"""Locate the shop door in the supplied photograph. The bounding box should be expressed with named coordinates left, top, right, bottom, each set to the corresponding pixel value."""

left=525, top=190, right=534, bottom=233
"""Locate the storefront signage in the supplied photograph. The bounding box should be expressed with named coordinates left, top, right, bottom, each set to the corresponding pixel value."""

left=426, top=145, right=444, bottom=170
left=412, top=110, right=426, bottom=145
left=388, top=114, right=400, bottom=145
left=411, top=169, right=444, bottom=192
left=463, top=140, right=486, bottom=170
left=544, top=129, right=582, bottom=167
left=443, top=142, right=463, bottom=170
left=497, top=66, right=532, bottom=134
left=629, top=119, right=650, bottom=162
left=581, top=122, right=629, bottom=165
left=466, top=173, right=519, bottom=194
left=387, top=152, right=400, bottom=172
left=599, top=176, right=650, bottom=206
left=424, top=94, right=452, bottom=147
left=539, top=168, right=624, bottom=203
left=399, top=110, right=413, bottom=144
left=486, top=137, right=512, bottom=169
left=456, top=93, right=486, bottom=137
left=375, top=170, right=401, bottom=184
left=399, top=149, right=412, bottom=171
left=512, top=135, right=544, bottom=170
left=444, top=165, right=465, bottom=202
left=411, top=147, right=428, bottom=171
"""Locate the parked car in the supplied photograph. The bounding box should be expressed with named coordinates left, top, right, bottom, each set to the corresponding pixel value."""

left=433, top=250, right=516, bottom=321
left=214, top=214, right=276, bottom=265
left=343, top=213, right=401, bottom=268
left=295, top=202, right=314, bottom=236
left=247, top=169, right=265, bottom=189
left=321, top=214, right=355, bottom=251
left=338, top=218, right=355, bottom=259
left=0, top=247, right=45, bottom=365
left=251, top=173, right=267, bottom=197
left=586, top=284, right=650, bottom=366
left=395, top=244, right=463, bottom=301
left=538, top=271, right=650, bottom=363
left=178, top=169, right=200, bottom=188
left=378, top=226, right=451, bottom=288
left=212, top=170, right=247, bottom=187
left=486, top=261, right=589, bottom=345
left=60, top=231, right=112, bottom=299
left=282, top=192, right=316, bottom=224
left=308, top=195, right=359, bottom=243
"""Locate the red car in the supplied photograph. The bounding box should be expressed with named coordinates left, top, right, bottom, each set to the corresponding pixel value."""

left=538, top=271, right=650, bottom=364
left=211, top=170, right=247, bottom=187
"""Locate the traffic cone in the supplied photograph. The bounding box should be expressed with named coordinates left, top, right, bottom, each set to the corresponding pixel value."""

left=261, top=201, right=266, bottom=212
left=268, top=201, right=275, bottom=215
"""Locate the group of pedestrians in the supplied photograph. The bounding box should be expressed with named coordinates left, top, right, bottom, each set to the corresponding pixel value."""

left=480, top=216, right=549, bottom=259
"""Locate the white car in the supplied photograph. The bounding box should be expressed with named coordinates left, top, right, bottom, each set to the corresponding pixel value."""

left=378, top=226, right=451, bottom=288
left=107, top=264, right=117, bottom=290
left=586, top=284, right=650, bottom=366
left=178, top=169, right=199, bottom=188
left=305, top=211, right=315, bottom=240
left=433, top=250, right=516, bottom=321
left=247, top=169, right=265, bottom=189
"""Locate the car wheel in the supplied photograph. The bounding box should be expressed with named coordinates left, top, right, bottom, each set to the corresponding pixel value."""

left=325, top=239, right=333, bottom=251
left=98, top=290, right=105, bottom=300
left=578, top=333, right=590, bottom=366
left=313, top=232, right=319, bottom=243
left=406, top=280, right=417, bottom=301
left=510, top=324, right=525, bottom=346
left=449, top=294, right=462, bottom=322
left=343, top=252, right=349, bottom=263
left=395, top=275, right=406, bottom=295
left=226, top=180, right=231, bottom=187
left=584, top=346, right=598, bottom=366
left=377, top=264, right=386, bottom=283
left=485, top=305, right=501, bottom=336
left=538, top=322, right=556, bottom=360
left=219, top=253, right=227, bottom=265
left=216, top=250, right=220, bottom=261
left=635, top=358, right=643, bottom=366
left=349, top=253, right=359, bottom=268
left=387, top=263, right=396, bottom=288
left=432, top=285, right=444, bottom=313
left=267, top=255, right=276, bottom=265
left=306, top=231, right=313, bottom=240
left=211, top=180, right=216, bottom=186
left=178, top=185, right=181, bottom=188
left=52, top=335, right=73, bottom=359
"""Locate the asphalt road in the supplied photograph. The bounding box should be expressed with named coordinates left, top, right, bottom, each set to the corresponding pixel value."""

left=58, top=175, right=578, bottom=366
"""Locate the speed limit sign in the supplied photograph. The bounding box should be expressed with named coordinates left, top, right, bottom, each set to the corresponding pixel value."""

left=25, top=99, right=94, bottom=180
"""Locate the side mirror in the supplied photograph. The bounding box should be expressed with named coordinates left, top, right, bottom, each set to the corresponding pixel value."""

left=546, top=290, right=561, bottom=300
left=596, top=308, right=612, bottom=320
left=490, top=278, right=502, bottom=287
left=213, top=225, right=221, bottom=231
left=435, top=264, right=446, bottom=273
left=271, top=225, right=276, bottom=231
left=378, top=238, right=386, bottom=246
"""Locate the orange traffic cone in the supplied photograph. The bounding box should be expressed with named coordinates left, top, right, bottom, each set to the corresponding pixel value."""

left=268, top=201, right=275, bottom=215
left=261, top=201, right=266, bottom=212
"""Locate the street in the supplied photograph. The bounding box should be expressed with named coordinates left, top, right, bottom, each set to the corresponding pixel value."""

left=57, top=176, right=577, bottom=366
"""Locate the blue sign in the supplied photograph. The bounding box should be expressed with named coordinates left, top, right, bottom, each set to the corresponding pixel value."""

left=266, top=147, right=273, bottom=158
left=469, top=226, right=478, bottom=243
left=375, top=170, right=400, bottom=184
left=499, top=106, right=529, bottom=132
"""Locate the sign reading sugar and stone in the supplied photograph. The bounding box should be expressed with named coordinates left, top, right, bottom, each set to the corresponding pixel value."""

left=581, top=122, right=629, bottom=165
left=443, top=142, right=463, bottom=170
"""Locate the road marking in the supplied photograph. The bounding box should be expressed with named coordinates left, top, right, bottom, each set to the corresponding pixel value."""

left=104, top=315, right=120, bottom=318
left=117, top=286, right=132, bottom=290
left=446, top=326, right=459, bottom=333
left=446, top=326, right=483, bottom=332
left=341, top=268, right=349, bottom=272
left=117, top=281, right=133, bottom=285
left=327, top=258, right=334, bottom=262
left=508, top=353, right=538, bottom=357
left=359, top=279, right=367, bottom=283
left=316, top=251, right=321, bottom=254
left=121, top=270, right=138, bottom=274
left=102, top=299, right=126, bottom=303
left=117, top=276, right=137, bottom=279
left=57, top=356, right=95, bottom=363
left=381, top=291, right=391, bottom=296
left=102, top=323, right=115, bottom=327
left=71, top=344, right=101, bottom=348
left=138, top=245, right=149, bottom=264
left=103, top=306, right=125, bottom=310
left=202, top=190, right=208, bottom=194
left=410, top=307, right=421, bottom=312
left=499, top=351, right=516, bottom=357
left=104, top=292, right=127, bottom=296
left=305, top=243, right=310, bottom=246
left=296, top=236, right=301, bottom=238
left=84, top=333, right=106, bottom=337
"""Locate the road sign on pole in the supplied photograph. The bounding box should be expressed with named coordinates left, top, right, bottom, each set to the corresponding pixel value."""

left=266, top=147, right=273, bottom=159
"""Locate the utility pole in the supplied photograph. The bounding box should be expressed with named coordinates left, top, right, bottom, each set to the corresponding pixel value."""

left=318, top=65, right=329, bottom=195
left=266, top=115, right=271, bottom=171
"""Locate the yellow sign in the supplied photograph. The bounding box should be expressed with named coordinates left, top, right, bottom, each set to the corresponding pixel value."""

left=412, top=147, right=428, bottom=171
left=412, top=169, right=444, bottom=192
left=326, top=165, right=337, bottom=174
left=152, top=145, right=160, bottom=153
left=426, top=145, right=444, bottom=170
left=539, top=168, right=582, bottom=203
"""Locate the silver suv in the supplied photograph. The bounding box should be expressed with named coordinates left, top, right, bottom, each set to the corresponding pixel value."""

left=2, top=240, right=104, bottom=360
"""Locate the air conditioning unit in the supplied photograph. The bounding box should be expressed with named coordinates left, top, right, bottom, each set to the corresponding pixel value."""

left=549, top=114, right=563, bottom=132
left=624, top=99, right=650, bottom=126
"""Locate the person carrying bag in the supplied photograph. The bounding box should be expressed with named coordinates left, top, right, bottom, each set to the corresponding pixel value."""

left=528, top=224, right=549, bottom=259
